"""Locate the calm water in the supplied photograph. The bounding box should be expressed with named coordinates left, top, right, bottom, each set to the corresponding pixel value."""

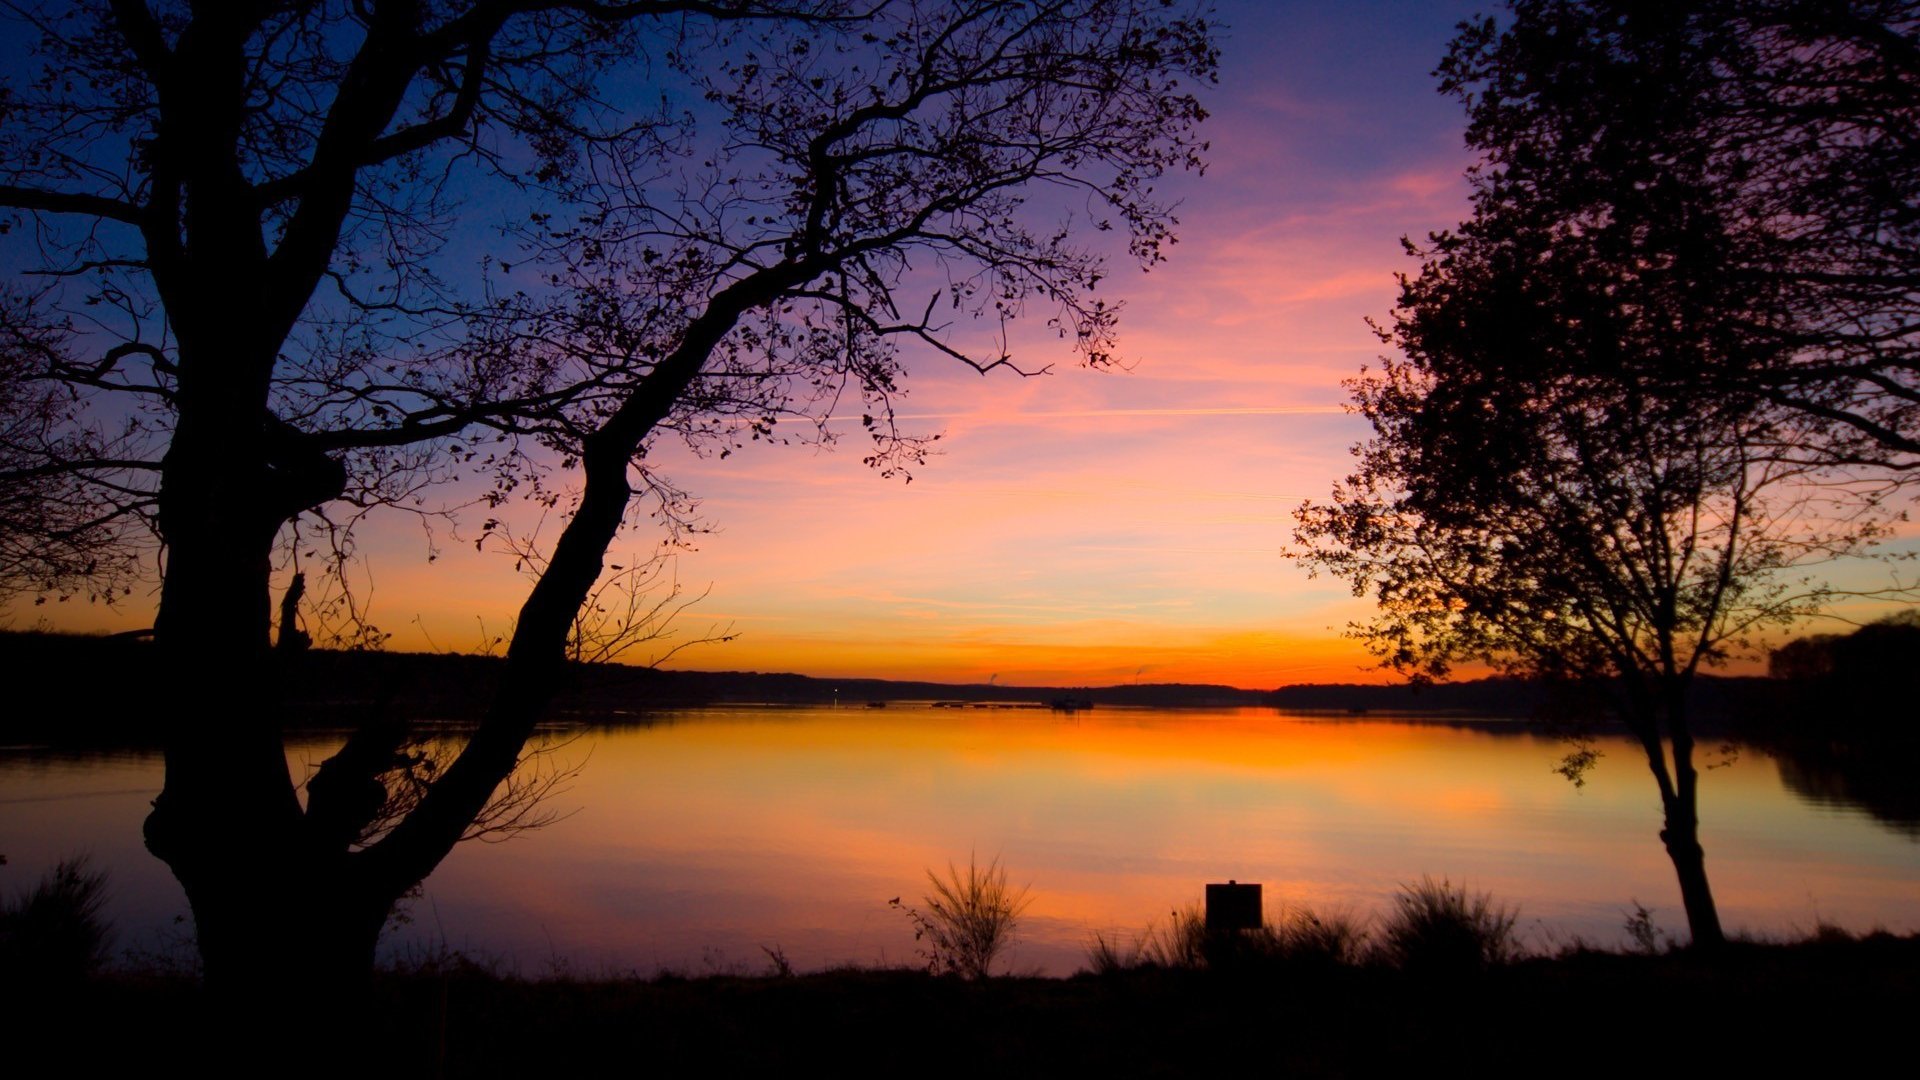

left=3, top=705, right=1914, bottom=976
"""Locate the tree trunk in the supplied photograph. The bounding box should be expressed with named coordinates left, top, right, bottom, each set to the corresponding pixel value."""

left=190, top=869, right=388, bottom=993
left=1659, top=805, right=1725, bottom=950
left=358, top=437, right=638, bottom=894
left=357, top=262, right=813, bottom=897
left=183, top=860, right=392, bottom=1065
left=146, top=576, right=406, bottom=1043
left=1661, top=687, right=1726, bottom=949
left=145, top=251, right=815, bottom=999
left=143, top=327, right=371, bottom=1001
left=133, top=4, right=535, bottom=1009
left=1633, top=681, right=1726, bottom=951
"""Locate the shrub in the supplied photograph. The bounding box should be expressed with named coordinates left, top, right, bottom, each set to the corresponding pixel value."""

left=1083, top=907, right=1200, bottom=975
left=1623, top=900, right=1671, bottom=955
left=1088, top=902, right=1369, bottom=975
left=1375, top=876, right=1518, bottom=974
left=1085, top=929, right=1148, bottom=975
left=892, top=854, right=1031, bottom=979
left=0, top=856, right=113, bottom=983
left=1082, top=904, right=1216, bottom=973
left=1144, top=902, right=1211, bottom=969
left=1274, top=906, right=1369, bottom=970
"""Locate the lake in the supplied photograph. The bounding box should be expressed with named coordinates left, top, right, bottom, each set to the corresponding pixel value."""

left=3, top=705, right=1914, bottom=976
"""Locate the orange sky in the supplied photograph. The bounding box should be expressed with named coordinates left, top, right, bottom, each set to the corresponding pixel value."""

left=13, top=2, right=1914, bottom=687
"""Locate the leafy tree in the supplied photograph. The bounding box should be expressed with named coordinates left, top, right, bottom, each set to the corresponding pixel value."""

left=1295, top=0, right=1919, bottom=949
left=1770, top=611, right=1920, bottom=719
left=0, top=0, right=1216, bottom=1012
left=1436, top=0, right=1920, bottom=473
left=1292, top=120, right=1904, bottom=948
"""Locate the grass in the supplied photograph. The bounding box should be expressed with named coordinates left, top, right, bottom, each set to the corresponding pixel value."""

left=1086, top=901, right=1370, bottom=975
left=1375, top=875, right=1519, bottom=974
left=1276, top=905, right=1371, bottom=969
left=0, top=855, right=113, bottom=983
left=8, top=866, right=1916, bottom=1075
left=14, top=930, right=1918, bottom=1075
left=1139, top=902, right=1208, bottom=969
left=1091, top=878, right=1517, bottom=977
left=1084, top=928, right=1148, bottom=974
left=891, top=853, right=1032, bottom=979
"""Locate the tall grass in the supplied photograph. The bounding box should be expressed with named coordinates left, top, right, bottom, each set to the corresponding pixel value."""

left=1086, top=903, right=1369, bottom=974
left=1085, top=929, right=1148, bottom=975
left=1, top=856, right=113, bottom=983
left=1374, top=875, right=1518, bottom=974
left=1274, top=907, right=1370, bottom=970
left=1088, top=879, right=1520, bottom=977
left=892, top=854, right=1032, bottom=979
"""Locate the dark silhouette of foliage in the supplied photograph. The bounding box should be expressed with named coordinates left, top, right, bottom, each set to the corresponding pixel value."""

left=1771, top=611, right=1920, bottom=707
left=1822, top=612, right=1920, bottom=683
left=1773, top=606, right=1920, bottom=666
left=1760, top=613, right=1920, bottom=835
left=0, top=290, right=149, bottom=605
left=0, top=0, right=1217, bottom=1020
left=890, top=853, right=1032, bottom=980
left=1086, top=899, right=1373, bottom=976
left=0, top=856, right=113, bottom=984
left=17, top=929, right=1920, bottom=1075
left=1374, top=876, right=1518, bottom=975
left=1436, top=0, right=1920, bottom=475
left=1290, top=365, right=1803, bottom=949
left=1768, top=633, right=1845, bottom=682
left=1293, top=1, right=1917, bottom=950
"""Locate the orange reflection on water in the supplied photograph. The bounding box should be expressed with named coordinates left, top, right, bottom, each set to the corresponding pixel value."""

left=3, top=707, right=1913, bottom=976
left=406, top=706, right=1917, bottom=974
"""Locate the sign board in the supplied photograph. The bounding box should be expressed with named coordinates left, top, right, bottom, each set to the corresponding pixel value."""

left=1205, top=881, right=1262, bottom=932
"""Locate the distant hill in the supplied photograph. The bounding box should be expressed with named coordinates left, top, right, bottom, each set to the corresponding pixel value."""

left=1265, top=673, right=1775, bottom=724
left=1262, top=677, right=1546, bottom=715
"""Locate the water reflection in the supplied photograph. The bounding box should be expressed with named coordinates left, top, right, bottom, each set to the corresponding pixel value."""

left=1772, top=748, right=1920, bottom=840
left=2, top=706, right=1914, bottom=976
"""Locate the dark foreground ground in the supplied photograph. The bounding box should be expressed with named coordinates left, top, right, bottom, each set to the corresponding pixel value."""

left=12, top=934, right=1917, bottom=1077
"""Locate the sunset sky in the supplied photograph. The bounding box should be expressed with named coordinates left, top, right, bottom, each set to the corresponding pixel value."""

left=16, top=1, right=1915, bottom=686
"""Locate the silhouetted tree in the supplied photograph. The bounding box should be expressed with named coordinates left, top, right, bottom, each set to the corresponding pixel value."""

left=1292, top=143, right=1904, bottom=949
left=1770, top=611, right=1920, bottom=721
left=1296, top=0, right=1920, bottom=948
left=1762, top=612, right=1920, bottom=836
left=1437, top=0, right=1920, bottom=473
left=0, top=0, right=1215, bottom=1016
left=1767, top=633, right=1842, bottom=681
